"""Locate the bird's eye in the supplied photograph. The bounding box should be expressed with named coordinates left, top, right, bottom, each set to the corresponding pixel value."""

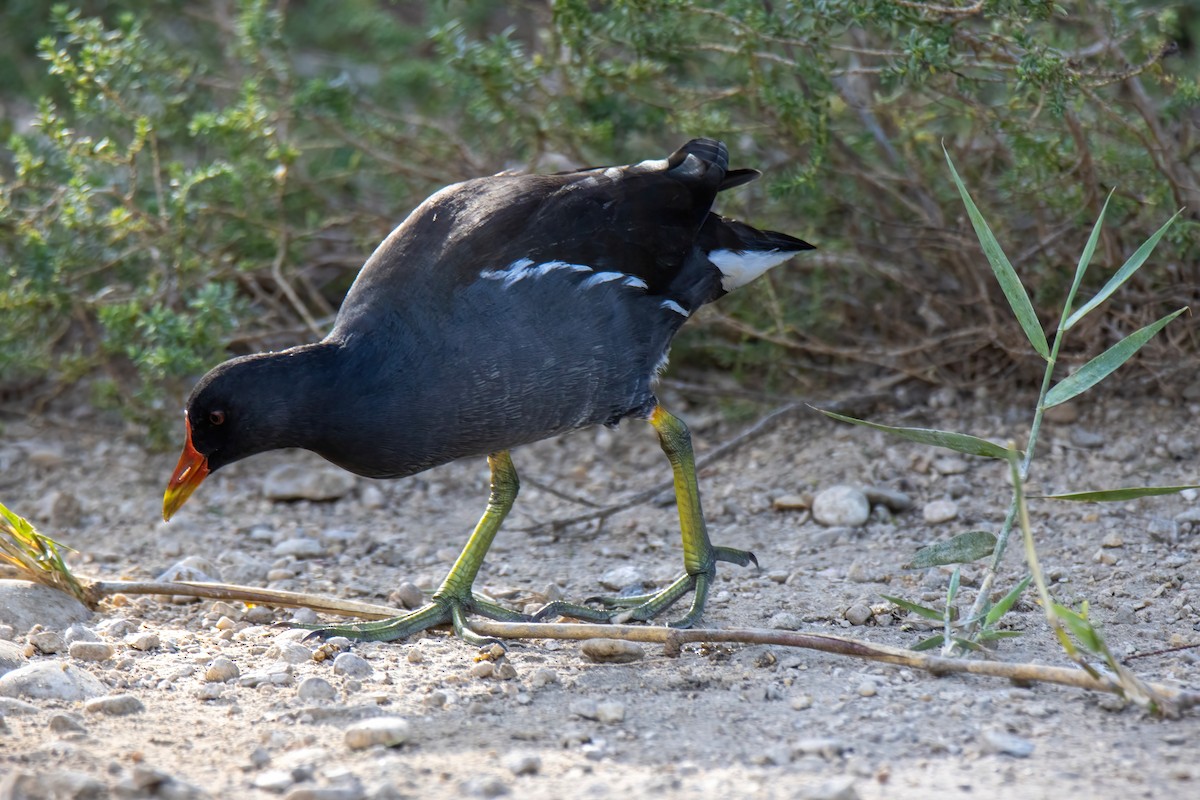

left=209, top=410, right=226, bottom=426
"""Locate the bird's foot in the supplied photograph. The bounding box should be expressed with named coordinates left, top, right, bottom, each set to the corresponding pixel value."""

left=533, top=546, right=757, bottom=628
left=296, top=592, right=528, bottom=647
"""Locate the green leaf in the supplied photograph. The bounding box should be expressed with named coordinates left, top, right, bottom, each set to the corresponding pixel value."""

left=818, top=409, right=1020, bottom=460
left=976, top=629, right=1023, bottom=641
left=983, top=575, right=1032, bottom=628
left=1043, top=484, right=1200, bottom=502
left=1043, top=308, right=1187, bottom=408
left=912, top=634, right=946, bottom=651
left=1052, top=603, right=1104, bottom=653
left=904, top=530, right=997, bottom=569
left=1065, top=209, right=1184, bottom=330
left=944, top=146, right=1050, bottom=359
left=1061, top=190, right=1113, bottom=323
left=946, top=566, right=961, bottom=607
left=883, top=595, right=943, bottom=621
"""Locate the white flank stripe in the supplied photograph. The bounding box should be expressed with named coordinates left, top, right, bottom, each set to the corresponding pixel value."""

left=581, top=271, right=624, bottom=289
left=480, top=258, right=592, bottom=286
left=709, top=248, right=797, bottom=292
left=635, top=157, right=669, bottom=170
left=480, top=259, right=649, bottom=294
left=661, top=300, right=689, bottom=317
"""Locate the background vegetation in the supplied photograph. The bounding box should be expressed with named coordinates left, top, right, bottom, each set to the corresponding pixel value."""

left=1, top=0, right=1197, bottom=438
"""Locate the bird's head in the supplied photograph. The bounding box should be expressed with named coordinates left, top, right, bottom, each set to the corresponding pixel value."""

left=162, top=350, right=321, bottom=521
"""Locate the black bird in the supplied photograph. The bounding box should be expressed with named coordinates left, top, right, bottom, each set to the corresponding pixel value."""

left=163, top=138, right=813, bottom=644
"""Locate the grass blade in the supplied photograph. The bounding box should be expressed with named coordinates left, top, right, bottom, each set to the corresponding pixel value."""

left=819, top=409, right=1019, bottom=460
left=883, top=595, right=944, bottom=621
left=913, top=634, right=947, bottom=651
left=1061, top=190, right=1113, bottom=322
left=1065, top=209, right=1184, bottom=331
left=912, top=633, right=950, bottom=652
left=944, top=145, right=1050, bottom=359
left=983, top=575, right=1032, bottom=628
left=1043, top=308, right=1186, bottom=407
left=0, top=500, right=87, bottom=604
left=1043, top=484, right=1200, bottom=502
left=904, top=530, right=997, bottom=569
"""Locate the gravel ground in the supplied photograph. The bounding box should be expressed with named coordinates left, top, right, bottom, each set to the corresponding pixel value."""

left=1, top=387, right=1198, bottom=799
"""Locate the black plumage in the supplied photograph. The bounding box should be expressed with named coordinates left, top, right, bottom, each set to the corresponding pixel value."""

left=164, top=138, right=813, bottom=641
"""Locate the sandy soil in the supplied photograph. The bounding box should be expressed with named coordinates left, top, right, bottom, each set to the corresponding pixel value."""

left=1, top=386, right=1198, bottom=799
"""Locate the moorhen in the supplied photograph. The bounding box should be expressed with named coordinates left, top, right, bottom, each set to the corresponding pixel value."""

left=163, top=138, right=813, bottom=644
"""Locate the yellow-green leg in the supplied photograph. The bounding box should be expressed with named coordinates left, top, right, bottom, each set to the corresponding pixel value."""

left=535, top=406, right=756, bottom=627
left=301, top=451, right=525, bottom=646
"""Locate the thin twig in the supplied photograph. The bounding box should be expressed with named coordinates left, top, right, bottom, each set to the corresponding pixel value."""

left=63, top=576, right=1199, bottom=714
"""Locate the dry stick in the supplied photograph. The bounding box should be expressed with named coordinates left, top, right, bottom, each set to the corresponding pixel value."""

left=80, top=577, right=1198, bottom=714
left=87, top=580, right=401, bottom=620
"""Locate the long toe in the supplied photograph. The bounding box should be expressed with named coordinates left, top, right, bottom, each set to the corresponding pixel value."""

left=294, top=601, right=454, bottom=643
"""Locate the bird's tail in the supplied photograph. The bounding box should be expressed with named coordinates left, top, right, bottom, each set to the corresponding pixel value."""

left=700, top=214, right=815, bottom=294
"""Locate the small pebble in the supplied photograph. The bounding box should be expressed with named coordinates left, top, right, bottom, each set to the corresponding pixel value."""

left=272, top=641, right=314, bottom=665
left=297, top=676, right=338, bottom=702
left=394, top=582, right=424, bottom=609
left=263, top=462, right=356, bottom=502
left=361, top=484, right=387, bottom=509
left=598, top=565, right=645, bottom=592
left=1069, top=427, right=1106, bottom=448
left=333, top=652, right=373, bottom=678
left=844, top=604, right=873, bottom=626
left=253, top=769, right=296, bottom=792
left=922, top=500, right=959, bottom=524
left=792, top=738, right=847, bottom=759
left=768, top=612, right=802, bottom=631
left=63, top=624, right=100, bottom=644
left=344, top=716, right=411, bottom=750
left=570, top=699, right=599, bottom=719
left=125, top=632, right=160, bottom=651
left=205, top=656, right=240, bottom=683
left=772, top=494, right=810, bottom=511
left=272, top=538, right=327, bottom=559
left=856, top=680, right=878, bottom=697
left=595, top=701, right=626, bottom=724
left=981, top=728, right=1035, bottom=757
left=48, top=713, right=87, bottom=733
left=790, top=694, right=813, bottom=711
left=28, top=631, right=66, bottom=655
left=863, top=486, right=913, bottom=511
left=502, top=751, right=542, bottom=776
left=84, top=694, right=145, bottom=716
left=798, top=776, right=859, bottom=800
left=932, top=457, right=969, bottom=475
left=470, top=661, right=495, bottom=679
left=528, top=668, right=559, bottom=688
left=580, top=638, right=644, bottom=664
left=1043, top=402, right=1079, bottom=424
left=812, top=486, right=870, bottom=527
left=1101, top=533, right=1124, bottom=548
left=67, top=641, right=115, bottom=662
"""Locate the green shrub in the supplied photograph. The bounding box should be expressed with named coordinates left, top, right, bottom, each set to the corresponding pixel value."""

left=1, top=2, right=1195, bottom=435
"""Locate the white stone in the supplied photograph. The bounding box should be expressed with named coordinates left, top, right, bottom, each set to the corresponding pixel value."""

left=0, top=660, right=106, bottom=701
left=344, top=716, right=411, bottom=750
left=263, top=463, right=356, bottom=502
left=0, top=580, right=91, bottom=633
left=812, top=486, right=870, bottom=527
left=922, top=500, right=959, bottom=524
